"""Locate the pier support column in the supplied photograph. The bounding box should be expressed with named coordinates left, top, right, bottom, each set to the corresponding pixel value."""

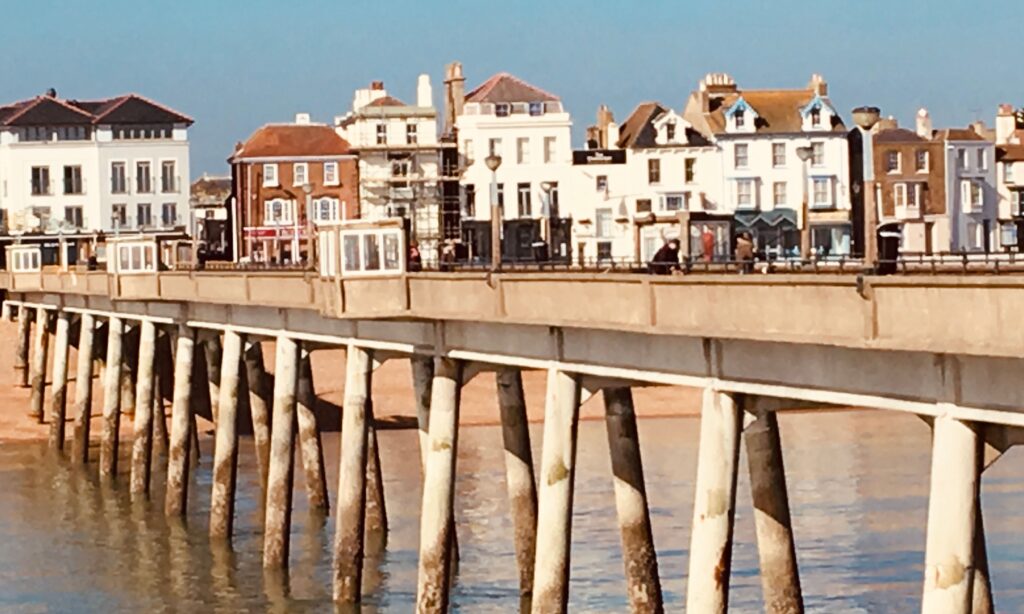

left=205, top=334, right=223, bottom=424
left=29, top=307, right=51, bottom=422
left=530, top=368, right=583, bottom=614
left=686, top=388, right=743, bottom=614
left=497, top=368, right=539, bottom=599
left=98, top=316, right=124, bottom=479
left=296, top=351, right=329, bottom=513
left=365, top=417, right=388, bottom=547
left=333, top=345, right=373, bottom=603
left=412, top=356, right=434, bottom=467
left=603, top=386, right=662, bottom=613
left=165, top=326, right=197, bottom=517
left=47, top=312, right=71, bottom=451
left=972, top=497, right=993, bottom=614
left=263, top=336, right=300, bottom=569
left=244, top=340, right=272, bottom=497
left=921, top=414, right=981, bottom=614
left=129, top=320, right=158, bottom=499
left=71, top=313, right=96, bottom=463
left=120, top=327, right=138, bottom=417
left=415, top=357, right=464, bottom=613
left=14, top=305, right=31, bottom=388
left=745, top=409, right=803, bottom=614
left=210, top=329, right=244, bottom=540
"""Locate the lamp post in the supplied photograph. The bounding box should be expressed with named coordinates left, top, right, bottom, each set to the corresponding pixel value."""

left=540, top=180, right=553, bottom=244
left=796, top=145, right=814, bottom=260
left=485, top=154, right=503, bottom=270
left=852, top=106, right=881, bottom=267
left=302, top=182, right=313, bottom=267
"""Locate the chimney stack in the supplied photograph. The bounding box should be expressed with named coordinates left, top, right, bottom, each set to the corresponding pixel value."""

left=996, top=103, right=1017, bottom=144
left=443, top=61, right=466, bottom=136
left=808, top=74, right=828, bottom=96
left=416, top=74, right=432, bottom=108
left=295, top=112, right=311, bottom=125
left=915, top=108, right=932, bottom=139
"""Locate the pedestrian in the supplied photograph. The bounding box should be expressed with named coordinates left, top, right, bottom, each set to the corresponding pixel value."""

left=735, top=232, right=755, bottom=274
left=649, top=238, right=681, bottom=275
left=408, top=240, right=422, bottom=272
left=439, top=240, right=456, bottom=272
left=701, top=225, right=715, bottom=263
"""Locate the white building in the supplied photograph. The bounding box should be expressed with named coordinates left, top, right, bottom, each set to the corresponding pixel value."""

left=335, top=77, right=456, bottom=261
left=994, top=104, right=1024, bottom=250
left=453, top=68, right=573, bottom=262
left=0, top=90, right=192, bottom=234
left=683, top=73, right=852, bottom=258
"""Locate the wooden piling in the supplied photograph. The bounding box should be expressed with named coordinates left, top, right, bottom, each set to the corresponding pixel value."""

left=412, top=355, right=434, bottom=468
left=603, top=386, right=662, bottom=613
left=29, top=307, right=50, bottom=422
left=263, top=335, right=299, bottom=569
left=972, top=495, right=993, bottom=614
left=165, top=325, right=196, bottom=517
left=496, top=368, right=539, bottom=598
left=333, top=345, right=373, bottom=603
left=120, top=326, right=138, bottom=417
left=129, top=320, right=158, bottom=499
left=210, top=329, right=244, bottom=540
left=98, top=316, right=124, bottom=479
left=296, top=351, right=329, bottom=513
left=415, top=357, right=464, bottom=613
left=364, top=416, right=388, bottom=547
left=685, top=388, right=742, bottom=614
left=921, top=415, right=980, bottom=613
left=745, top=410, right=803, bottom=614
left=15, top=305, right=31, bottom=388
left=47, top=312, right=72, bottom=451
left=71, top=313, right=96, bottom=463
left=205, top=334, right=223, bottom=424
left=244, top=340, right=272, bottom=497
left=530, top=369, right=583, bottom=614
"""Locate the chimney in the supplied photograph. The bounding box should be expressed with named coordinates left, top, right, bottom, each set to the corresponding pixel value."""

left=595, top=104, right=615, bottom=148
left=876, top=116, right=898, bottom=132
left=996, top=104, right=1017, bottom=144
left=915, top=108, right=932, bottom=139
left=808, top=74, right=828, bottom=96
left=371, top=81, right=384, bottom=91
left=699, top=73, right=736, bottom=112
left=607, top=122, right=620, bottom=149
left=366, top=81, right=387, bottom=106
left=295, top=112, right=311, bottom=125
left=443, top=61, right=466, bottom=136
left=416, top=74, right=433, bottom=108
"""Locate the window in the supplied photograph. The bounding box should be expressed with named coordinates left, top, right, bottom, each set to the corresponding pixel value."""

left=970, top=181, right=983, bottom=209
left=1012, top=190, right=1024, bottom=217
left=495, top=183, right=504, bottom=211
left=265, top=198, right=293, bottom=225
left=313, top=197, right=339, bottom=223
left=529, top=102, right=544, bottom=117
left=736, top=179, right=754, bottom=208
left=636, top=199, right=652, bottom=213
left=517, top=137, right=530, bottom=164
left=464, top=184, right=476, bottom=218
left=886, top=151, right=901, bottom=173
left=376, top=123, right=387, bottom=145
left=111, top=162, right=127, bottom=193
left=977, top=148, right=987, bottom=171
left=772, top=143, right=786, bottom=167
left=595, top=207, right=613, bottom=238
left=665, top=123, right=676, bottom=141
left=812, top=178, right=831, bottom=207
left=811, top=142, right=825, bottom=166
left=773, top=181, right=787, bottom=206
left=489, top=138, right=502, bottom=157
left=661, top=194, right=687, bottom=211
left=810, top=107, right=821, bottom=127
left=31, top=166, right=49, bottom=195
left=161, top=203, right=177, bottom=226
left=543, top=137, right=556, bottom=163
left=263, top=163, right=278, bottom=187
left=894, top=184, right=907, bottom=209
left=734, top=144, right=748, bottom=168
left=63, top=165, right=82, bottom=195
left=406, top=123, right=418, bottom=145
left=112, top=204, right=127, bottom=228
left=324, top=162, right=339, bottom=185
left=64, top=206, right=83, bottom=228
left=495, top=103, right=511, bottom=117
left=293, top=162, right=308, bottom=186
left=57, top=126, right=90, bottom=141
left=390, top=157, right=410, bottom=187
left=648, top=159, right=661, bottom=184
left=136, top=161, right=152, bottom=193
left=161, top=160, right=176, bottom=192
left=517, top=183, right=531, bottom=217
left=136, top=203, right=152, bottom=227
left=1001, top=222, right=1018, bottom=247
left=734, top=112, right=746, bottom=129
left=906, top=183, right=919, bottom=209
left=597, top=241, right=613, bottom=261
left=547, top=182, right=559, bottom=217
left=958, top=148, right=968, bottom=171
left=1005, top=162, right=1015, bottom=184
left=685, top=158, right=696, bottom=183
left=915, top=150, right=929, bottom=172
left=111, top=124, right=172, bottom=140
left=463, top=139, right=474, bottom=160
left=596, top=175, right=608, bottom=192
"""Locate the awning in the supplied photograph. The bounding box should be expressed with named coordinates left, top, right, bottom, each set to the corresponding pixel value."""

left=733, top=208, right=797, bottom=229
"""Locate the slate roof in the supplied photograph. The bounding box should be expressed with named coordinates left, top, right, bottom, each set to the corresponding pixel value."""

left=997, top=144, right=1024, bottom=162
left=363, top=95, right=407, bottom=108
left=616, top=101, right=712, bottom=148
left=465, top=72, right=559, bottom=104
left=0, top=93, right=192, bottom=126
left=231, top=124, right=353, bottom=160
left=696, top=88, right=845, bottom=135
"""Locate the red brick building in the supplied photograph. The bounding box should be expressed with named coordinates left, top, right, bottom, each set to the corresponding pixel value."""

left=230, top=116, right=358, bottom=263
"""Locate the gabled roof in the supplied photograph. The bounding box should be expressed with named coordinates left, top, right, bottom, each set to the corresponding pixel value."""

left=997, top=144, right=1024, bottom=163
left=0, top=92, right=192, bottom=126
left=363, top=95, right=407, bottom=108
left=934, top=128, right=987, bottom=142
left=465, top=72, right=559, bottom=104
left=617, top=101, right=712, bottom=149
left=231, top=124, right=353, bottom=160
left=699, top=88, right=845, bottom=135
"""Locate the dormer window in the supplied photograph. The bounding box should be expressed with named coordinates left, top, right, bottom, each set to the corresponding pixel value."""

left=529, top=102, right=544, bottom=117
left=810, top=107, right=821, bottom=127
left=734, top=112, right=746, bottom=129
left=495, top=103, right=511, bottom=117
left=665, top=123, right=676, bottom=141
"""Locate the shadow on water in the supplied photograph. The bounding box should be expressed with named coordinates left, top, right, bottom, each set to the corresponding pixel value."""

left=1, top=410, right=1024, bottom=611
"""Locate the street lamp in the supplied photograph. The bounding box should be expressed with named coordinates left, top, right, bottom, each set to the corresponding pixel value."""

left=796, top=145, right=814, bottom=260
left=485, top=154, right=502, bottom=270
left=852, top=106, right=881, bottom=267
left=302, top=182, right=313, bottom=267
left=539, top=180, right=553, bottom=243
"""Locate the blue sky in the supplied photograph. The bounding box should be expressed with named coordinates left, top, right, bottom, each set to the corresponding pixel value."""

left=2, top=0, right=1020, bottom=177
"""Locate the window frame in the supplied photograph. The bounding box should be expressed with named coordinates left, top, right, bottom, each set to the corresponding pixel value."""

left=293, top=162, right=309, bottom=187
left=772, top=143, right=786, bottom=168
left=324, top=161, right=339, bottom=186
left=263, top=163, right=279, bottom=187
left=734, top=143, right=749, bottom=169
left=648, top=158, right=661, bottom=184
left=264, top=198, right=294, bottom=226
left=886, top=151, right=901, bottom=174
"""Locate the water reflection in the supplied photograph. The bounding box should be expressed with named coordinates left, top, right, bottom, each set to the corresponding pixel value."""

left=0, top=410, right=1023, bottom=611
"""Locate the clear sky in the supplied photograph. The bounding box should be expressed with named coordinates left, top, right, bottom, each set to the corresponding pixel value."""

left=3, top=0, right=1020, bottom=178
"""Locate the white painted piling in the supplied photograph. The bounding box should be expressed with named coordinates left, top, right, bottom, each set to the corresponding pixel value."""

left=71, top=313, right=96, bottom=463
left=263, top=335, right=299, bottom=569
left=129, top=320, right=158, bottom=499
left=98, top=316, right=124, bottom=479
left=14, top=305, right=31, bottom=388
left=165, top=326, right=196, bottom=517
left=210, top=329, right=244, bottom=539
left=47, top=312, right=71, bottom=451
left=29, top=307, right=50, bottom=422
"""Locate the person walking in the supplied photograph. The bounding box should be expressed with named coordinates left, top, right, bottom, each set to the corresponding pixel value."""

left=408, top=240, right=423, bottom=272
left=735, top=232, right=755, bottom=274
left=701, top=225, right=715, bottom=263
left=649, top=238, right=681, bottom=275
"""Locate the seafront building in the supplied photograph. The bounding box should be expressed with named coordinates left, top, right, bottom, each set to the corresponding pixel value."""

left=995, top=104, right=1024, bottom=250
left=0, top=89, right=192, bottom=236
left=189, top=173, right=232, bottom=259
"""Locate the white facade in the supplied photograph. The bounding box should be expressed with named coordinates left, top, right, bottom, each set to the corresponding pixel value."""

left=0, top=96, right=190, bottom=235
left=994, top=105, right=1024, bottom=249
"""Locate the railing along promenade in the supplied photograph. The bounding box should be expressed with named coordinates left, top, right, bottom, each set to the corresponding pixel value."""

left=2, top=264, right=1023, bottom=613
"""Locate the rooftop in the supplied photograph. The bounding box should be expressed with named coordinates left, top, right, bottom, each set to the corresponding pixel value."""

left=231, top=123, right=353, bottom=160
left=0, top=91, right=192, bottom=126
